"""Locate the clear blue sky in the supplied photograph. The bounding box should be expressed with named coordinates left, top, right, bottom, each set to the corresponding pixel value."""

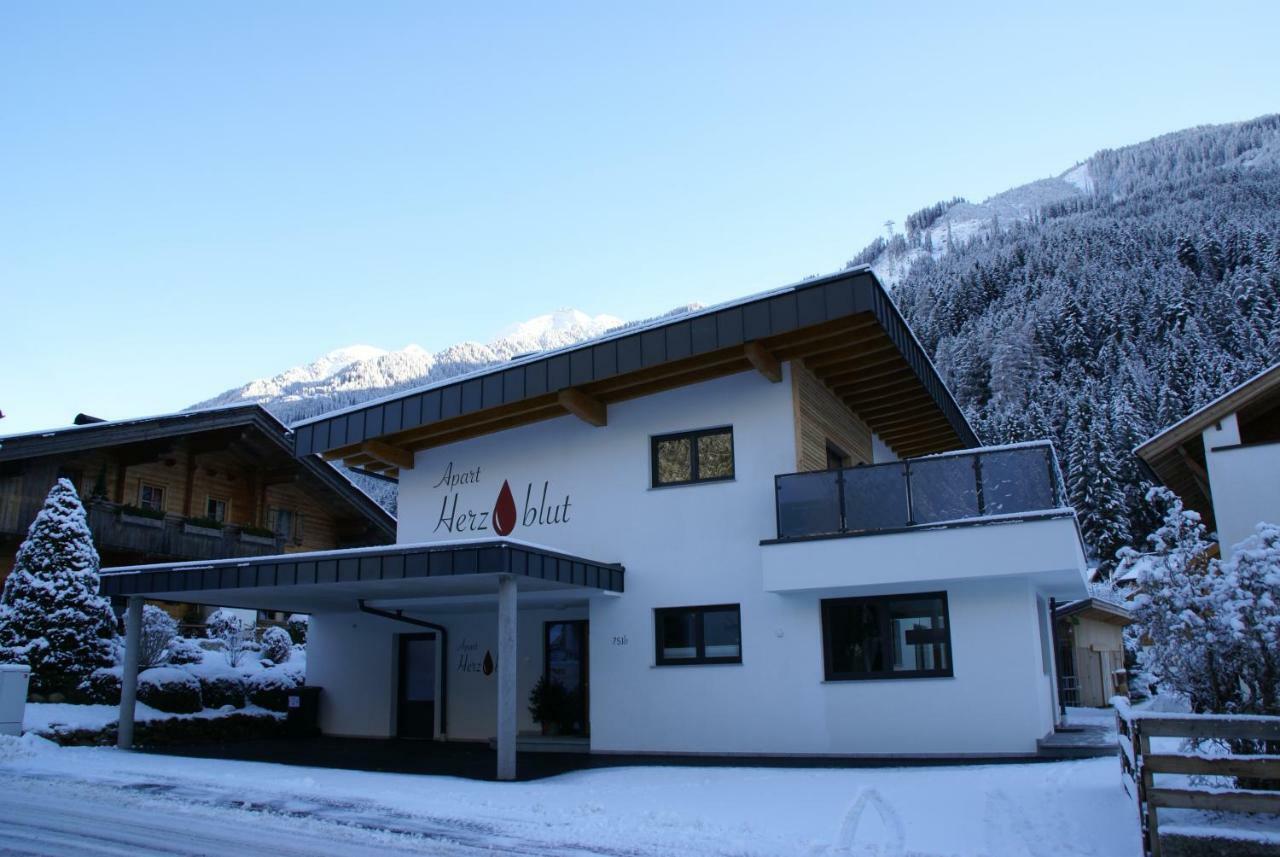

left=3, top=2, right=1277, bottom=433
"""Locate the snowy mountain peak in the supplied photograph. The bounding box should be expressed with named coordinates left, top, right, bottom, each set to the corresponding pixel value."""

left=496, top=309, right=624, bottom=344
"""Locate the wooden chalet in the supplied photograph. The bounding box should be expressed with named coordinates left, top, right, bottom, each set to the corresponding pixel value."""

left=0, top=405, right=395, bottom=595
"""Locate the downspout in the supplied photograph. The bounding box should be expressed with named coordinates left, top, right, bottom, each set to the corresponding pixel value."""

left=357, top=600, right=448, bottom=737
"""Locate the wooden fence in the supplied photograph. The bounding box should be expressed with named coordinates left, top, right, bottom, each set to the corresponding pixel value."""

left=1116, top=698, right=1280, bottom=857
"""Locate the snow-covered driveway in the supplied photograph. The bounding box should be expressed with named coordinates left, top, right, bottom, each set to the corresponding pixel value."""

left=0, top=735, right=1141, bottom=856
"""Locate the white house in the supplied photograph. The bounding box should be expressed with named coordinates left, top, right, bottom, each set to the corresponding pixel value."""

left=1136, top=362, right=1280, bottom=560
left=102, top=268, right=1089, bottom=779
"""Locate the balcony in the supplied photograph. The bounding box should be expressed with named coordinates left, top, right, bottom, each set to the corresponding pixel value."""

left=84, top=500, right=287, bottom=563
left=763, top=442, right=1088, bottom=596
left=773, top=442, right=1069, bottom=540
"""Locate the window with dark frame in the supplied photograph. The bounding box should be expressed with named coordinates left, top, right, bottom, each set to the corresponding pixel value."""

left=270, top=507, right=295, bottom=540
left=654, top=604, right=742, bottom=665
left=825, top=441, right=851, bottom=471
left=138, top=483, right=165, bottom=512
left=205, top=496, right=229, bottom=523
left=821, top=592, right=953, bottom=681
left=651, top=427, right=734, bottom=487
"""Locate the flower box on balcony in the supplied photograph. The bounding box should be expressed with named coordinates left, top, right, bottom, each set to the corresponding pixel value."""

left=120, top=512, right=165, bottom=529
left=182, top=521, right=225, bottom=539
left=239, top=531, right=277, bottom=546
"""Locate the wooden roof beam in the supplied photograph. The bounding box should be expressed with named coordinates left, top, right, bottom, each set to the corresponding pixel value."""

left=362, top=440, right=416, bottom=471
left=744, top=342, right=782, bottom=383
left=558, top=388, right=607, bottom=427
left=818, top=353, right=908, bottom=385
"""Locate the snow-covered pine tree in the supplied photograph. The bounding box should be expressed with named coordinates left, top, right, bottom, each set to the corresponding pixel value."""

left=1066, top=391, right=1130, bottom=570
left=0, top=479, right=118, bottom=697
left=1215, top=523, right=1280, bottom=716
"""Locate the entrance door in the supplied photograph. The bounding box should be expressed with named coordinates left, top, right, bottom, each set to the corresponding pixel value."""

left=397, top=633, right=437, bottom=739
left=544, top=621, right=588, bottom=736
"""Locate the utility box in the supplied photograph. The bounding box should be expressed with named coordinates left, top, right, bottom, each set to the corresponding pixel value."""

left=0, top=664, right=31, bottom=736
left=285, top=686, right=322, bottom=738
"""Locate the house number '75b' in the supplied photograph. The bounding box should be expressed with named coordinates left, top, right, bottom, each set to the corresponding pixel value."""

left=611, top=635, right=629, bottom=646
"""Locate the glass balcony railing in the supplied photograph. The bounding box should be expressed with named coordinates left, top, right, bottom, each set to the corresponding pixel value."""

left=773, top=442, right=1068, bottom=540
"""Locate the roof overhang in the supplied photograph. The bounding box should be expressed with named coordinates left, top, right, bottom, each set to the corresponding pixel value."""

left=1135, top=362, right=1280, bottom=529
left=99, top=540, right=623, bottom=614
left=293, top=269, right=980, bottom=477
left=1054, top=597, right=1132, bottom=626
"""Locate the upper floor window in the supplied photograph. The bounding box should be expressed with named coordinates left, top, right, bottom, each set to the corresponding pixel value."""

left=821, top=592, right=952, bottom=681
left=654, top=604, right=742, bottom=665
left=205, top=497, right=229, bottom=523
left=269, top=507, right=296, bottom=540
left=651, top=427, right=734, bottom=487
left=138, top=483, right=165, bottom=512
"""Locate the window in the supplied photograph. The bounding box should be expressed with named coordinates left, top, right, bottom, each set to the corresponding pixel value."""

left=825, top=442, right=851, bottom=471
left=654, top=604, right=741, bottom=665
left=205, top=497, right=229, bottom=523
left=138, top=483, right=166, bottom=512
left=269, top=507, right=295, bottom=539
left=821, top=592, right=952, bottom=681
left=651, top=427, right=734, bottom=487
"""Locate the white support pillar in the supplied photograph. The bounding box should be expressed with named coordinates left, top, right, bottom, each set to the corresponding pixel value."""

left=496, top=574, right=518, bottom=781
left=117, top=596, right=143, bottom=749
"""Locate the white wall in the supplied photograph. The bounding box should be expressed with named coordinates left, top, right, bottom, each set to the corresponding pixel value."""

left=1203, top=415, right=1280, bottom=559
left=309, top=366, right=1071, bottom=755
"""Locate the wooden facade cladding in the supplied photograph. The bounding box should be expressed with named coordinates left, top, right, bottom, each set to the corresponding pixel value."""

left=296, top=269, right=980, bottom=476
left=0, top=405, right=395, bottom=580
left=791, top=359, right=873, bottom=471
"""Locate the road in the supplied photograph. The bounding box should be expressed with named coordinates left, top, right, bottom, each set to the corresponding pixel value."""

left=0, top=771, right=649, bottom=857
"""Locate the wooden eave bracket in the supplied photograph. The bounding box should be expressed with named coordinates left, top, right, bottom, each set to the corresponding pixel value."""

left=744, top=342, right=782, bottom=383
left=558, top=387, right=607, bottom=427
left=362, top=439, right=415, bottom=471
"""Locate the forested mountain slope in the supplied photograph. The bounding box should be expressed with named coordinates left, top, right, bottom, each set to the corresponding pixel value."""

left=872, top=114, right=1280, bottom=570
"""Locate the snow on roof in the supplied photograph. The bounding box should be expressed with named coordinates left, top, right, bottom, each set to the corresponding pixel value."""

left=0, top=401, right=287, bottom=447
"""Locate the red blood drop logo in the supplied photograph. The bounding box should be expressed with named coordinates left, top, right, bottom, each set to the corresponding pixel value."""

left=492, top=480, right=517, bottom=536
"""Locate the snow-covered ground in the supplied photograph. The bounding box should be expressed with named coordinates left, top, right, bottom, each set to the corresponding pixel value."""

left=0, top=733, right=1140, bottom=857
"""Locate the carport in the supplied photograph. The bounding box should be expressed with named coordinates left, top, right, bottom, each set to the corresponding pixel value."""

left=100, top=539, right=624, bottom=780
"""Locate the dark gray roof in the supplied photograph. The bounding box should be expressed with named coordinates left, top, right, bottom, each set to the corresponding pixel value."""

left=100, top=539, right=624, bottom=598
left=293, top=268, right=979, bottom=458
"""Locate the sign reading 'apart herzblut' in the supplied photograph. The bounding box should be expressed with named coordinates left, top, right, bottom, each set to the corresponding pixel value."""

left=432, top=462, right=572, bottom=537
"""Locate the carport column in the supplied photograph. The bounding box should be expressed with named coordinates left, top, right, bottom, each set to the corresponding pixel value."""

left=496, top=574, right=518, bottom=781
left=117, top=596, right=143, bottom=749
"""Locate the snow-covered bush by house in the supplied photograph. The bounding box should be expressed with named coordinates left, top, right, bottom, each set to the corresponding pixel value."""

left=197, top=673, right=246, bottom=709
left=138, top=605, right=178, bottom=669
left=0, top=479, right=118, bottom=697
left=286, top=613, right=308, bottom=645
left=205, top=609, right=250, bottom=667
left=245, top=670, right=302, bottom=712
left=77, top=666, right=122, bottom=705
left=165, top=636, right=204, bottom=665
left=137, top=667, right=202, bottom=714
left=1121, top=487, right=1280, bottom=715
left=260, top=626, right=291, bottom=664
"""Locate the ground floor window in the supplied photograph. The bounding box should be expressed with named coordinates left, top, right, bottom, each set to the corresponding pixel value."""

left=821, top=592, right=952, bottom=680
left=654, top=604, right=742, bottom=665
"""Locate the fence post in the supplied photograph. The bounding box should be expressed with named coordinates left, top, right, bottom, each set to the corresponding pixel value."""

left=1137, top=724, right=1159, bottom=857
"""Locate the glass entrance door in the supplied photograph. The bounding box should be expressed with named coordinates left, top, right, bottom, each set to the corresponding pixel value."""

left=544, top=621, right=588, bottom=736
left=397, top=633, right=436, bottom=739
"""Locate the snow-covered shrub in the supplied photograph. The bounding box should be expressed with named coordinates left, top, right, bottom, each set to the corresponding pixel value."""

left=205, top=609, right=250, bottom=667
left=0, top=479, right=117, bottom=696
left=138, top=605, right=178, bottom=668
left=198, top=673, right=246, bottom=709
left=1122, top=487, right=1280, bottom=716
left=165, top=636, right=204, bottom=666
left=260, top=626, right=291, bottom=664
left=246, top=670, right=302, bottom=711
left=137, top=667, right=202, bottom=714
left=286, top=613, right=308, bottom=645
left=77, top=666, right=122, bottom=705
